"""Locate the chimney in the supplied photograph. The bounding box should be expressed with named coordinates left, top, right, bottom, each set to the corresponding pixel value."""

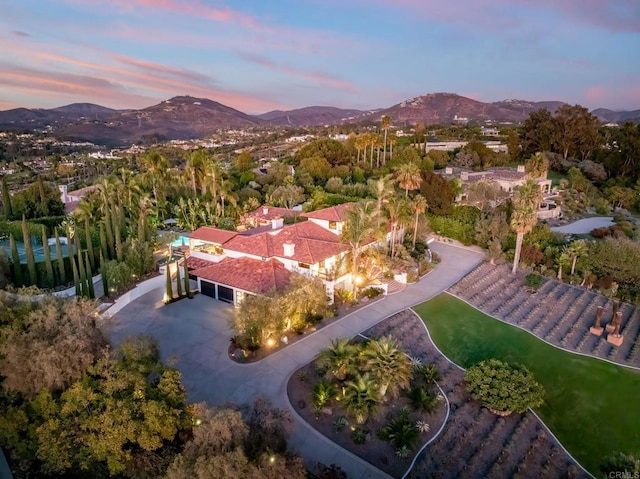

left=271, top=218, right=284, bottom=230
left=517, top=165, right=526, bottom=173
left=283, top=241, right=295, bottom=257
left=460, top=171, right=469, bottom=181
left=445, top=167, right=453, bottom=175
left=263, top=206, right=269, bottom=215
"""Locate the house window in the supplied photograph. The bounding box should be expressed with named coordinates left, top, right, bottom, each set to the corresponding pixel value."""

left=298, top=262, right=310, bottom=269
left=328, top=221, right=337, bottom=230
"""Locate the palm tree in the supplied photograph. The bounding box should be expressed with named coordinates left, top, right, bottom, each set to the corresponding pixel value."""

left=411, top=194, right=428, bottom=250
left=396, top=162, right=422, bottom=197
left=510, top=180, right=542, bottom=274
left=141, top=149, right=169, bottom=206
left=388, top=133, right=397, bottom=162
left=341, top=200, right=378, bottom=290
left=203, top=157, right=222, bottom=199
left=566, top=239, right=587, bottom=276
left=381, top=115, right=391, bottom=165
left=414, top=122, right=425, bottom=150
left=362, top=336, right=412, bottom=400
left=556, top=250, right=572, bottom=281
left=367, top=174, right=395, bottom=228
left=384, top=196, right=411, bottom=258
left=343, top=373, right=380, bottom=425
left=524, top=152, right=549, bottom=180
left=187, top=149, right=206, bottom=194
left=318, top=338, right=357, bottom=381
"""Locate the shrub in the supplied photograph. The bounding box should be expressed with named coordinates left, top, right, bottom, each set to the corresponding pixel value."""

left=408, top=386, right=440, bottom=413
left=379, top=408, right=419, bottom=449
left=419, top=364, right=441, bottom=384
left=465, top=359, right=545, bottom=415
left=312, top=380, right=337, bottom=409
left=362, top=287, right=384, bottom=299
left=351, top=428, right=368, bottom=445
left=332, top=416, right=348, bottom=433
left=525, top=273, right=544, bottom=290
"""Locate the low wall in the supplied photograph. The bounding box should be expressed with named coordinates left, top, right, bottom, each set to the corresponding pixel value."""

left=100, top=275, right=164, bottom=320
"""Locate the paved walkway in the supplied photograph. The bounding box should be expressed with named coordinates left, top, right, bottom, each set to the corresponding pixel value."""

left=550, top=216, right=614, bottom=234
left=107, top=242, right=483, bottom=479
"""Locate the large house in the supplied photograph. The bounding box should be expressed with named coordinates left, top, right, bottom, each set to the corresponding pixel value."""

left=185, top=203, right=363, bottom=305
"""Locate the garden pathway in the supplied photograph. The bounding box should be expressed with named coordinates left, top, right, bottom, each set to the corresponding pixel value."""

left=107, top=242, right=484, bottom=479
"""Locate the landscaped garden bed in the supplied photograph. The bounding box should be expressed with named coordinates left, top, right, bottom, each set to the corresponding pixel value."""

left=289, top=307, right=592, bottom=478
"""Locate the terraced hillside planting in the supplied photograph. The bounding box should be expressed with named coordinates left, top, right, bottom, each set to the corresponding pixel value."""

left=415, top=294, right=640, bottom=476
left=448, top=262, right=640, bottom=367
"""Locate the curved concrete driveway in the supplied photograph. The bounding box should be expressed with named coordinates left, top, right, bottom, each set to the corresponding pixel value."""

left=106, top=242, right=483, bottom=479
left=550, top=216, right=614, bottom=234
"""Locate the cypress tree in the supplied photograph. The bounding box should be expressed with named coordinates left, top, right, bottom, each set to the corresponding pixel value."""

left=41, top=226, right=54, bottom=289
left=100, top=252, right=109, bottom=298
left=37, top=175, right=46, bottom=207
left=84, top=219, right=95, bottom=270
left=112, top=204, right=123, bottom=263
left=71, top=253, right=80, bottom=296
left=77, top=240, right=87, bottom=298
left=9, top=234, right=22, bottom=287
left=176, top=262, right=183, bottom=297
left=54, top=228, right=66, bottom=285
left=165, top=262, right=173, bottom=302
left=99, top=223, right=109, bottom=262
left=2, top=176, right=13, bottom=219
left=22, top=216, right=37, bottom=286
left=183, top=259, right=190, bottom=298
left=65, top=224, right=73, bottom=261
left=84, top=251, right=95, bottom=299
left=104, top=207, right=115, bottom=260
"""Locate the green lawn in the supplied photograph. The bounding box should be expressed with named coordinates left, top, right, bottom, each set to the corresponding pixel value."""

left=414, top=294, right=640, bottom=476
left=547, top=169, right=566, bottom=186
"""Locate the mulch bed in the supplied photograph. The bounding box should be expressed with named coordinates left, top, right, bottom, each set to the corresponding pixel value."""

left=289, top=309, right=590, bottom=479
left=229, top=295, right=384, bottom=363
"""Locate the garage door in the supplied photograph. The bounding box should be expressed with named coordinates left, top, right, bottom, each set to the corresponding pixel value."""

left=200, top=280, right=216, bottom=298
left=217, top=285, right=234, bottom=303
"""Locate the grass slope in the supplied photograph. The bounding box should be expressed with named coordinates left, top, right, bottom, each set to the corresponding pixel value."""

left=414, top=293, right=640, bottom=476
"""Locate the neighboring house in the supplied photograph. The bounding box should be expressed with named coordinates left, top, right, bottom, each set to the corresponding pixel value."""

left=185, top=204, right=362, bottom=305
left=58, top=184, right=100, bottom=215
left=439, top=165, right=559, bottom=219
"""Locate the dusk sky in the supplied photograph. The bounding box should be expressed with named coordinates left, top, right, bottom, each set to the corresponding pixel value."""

left=0, top=0, right=638, bottom=114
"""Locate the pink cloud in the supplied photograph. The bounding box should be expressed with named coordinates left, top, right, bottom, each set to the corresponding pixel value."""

left=239, top=52, right=357, bottom=93
left=69, top=0, right=269, bottom=32
left=585, top=85, right=608, bottom=103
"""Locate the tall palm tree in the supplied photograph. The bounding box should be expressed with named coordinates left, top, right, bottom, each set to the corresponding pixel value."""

left=381, top=115, right=391, bottom=165
left=411, top=194, right=428, bottom=250
left=367, top=174, right=395, bottom=227
left=396, top=162, right=422, bottom=197
left=318, top=338, right=357, bottom=381
left=341, top=201, right=379, bottom=290
left=556, top=250, right=572, bottom=281
left=187, top=149, right=206, bottom=194
left=510, top=180, right=542, bottom=274
left=566, top=239, right=587, bottom=276
left=203, top=157, right=222, bottom=199
left=362, top=336, right=412, bottom=400
left=414, top=122, right=425, bottom=150
left=388, top=133, right=397, bottom=162
left=343, top=373, right=380, bottom=425
left=524, top=152, right=549, bottom=180
left=384, top=196, right=411, bottom=258
left=141, top=149, right=169, bottom=205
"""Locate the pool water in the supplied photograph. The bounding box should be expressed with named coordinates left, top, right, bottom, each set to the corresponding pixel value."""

left=0, top=239, right=74, bottom=264
left=170, top=236, right=190, bottom=248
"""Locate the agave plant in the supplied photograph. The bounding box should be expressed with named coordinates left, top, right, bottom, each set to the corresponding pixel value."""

left=342, top=374, right=380, bottom=425
left=362, top=336, right=412, bottom=400
left=408, top=386, right=440, bottom=413
left=312, top=380, right=337, bottom=409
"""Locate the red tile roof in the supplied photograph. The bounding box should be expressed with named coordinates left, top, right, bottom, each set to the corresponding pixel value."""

left=302, top=202, right=356, bottom=222
left=243, top=206, right=298, bottom=222
left=225, top=221, right=350, bottom=264
left=189, top=227, right=237, bottom=244
left=186, top=256, right=217, bottom=271
left=192, top=257, right=292, bottom=294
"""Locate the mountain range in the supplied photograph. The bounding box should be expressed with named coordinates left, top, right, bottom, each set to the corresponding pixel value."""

left=0, top=93, right=638, bottom=147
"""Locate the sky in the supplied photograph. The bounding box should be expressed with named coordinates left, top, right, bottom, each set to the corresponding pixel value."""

left=0, top=0, right=639, bottom=114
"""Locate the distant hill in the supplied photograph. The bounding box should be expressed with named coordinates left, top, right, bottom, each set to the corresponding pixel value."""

left=591, top=108, right=640, bottom=123
left=0, top=93, right=638, bottom=145
left=378, top=93, right=563, bottom=124
left=54, top=96, right=266, bottom=146
left=257, top=106, right=371, bottom=126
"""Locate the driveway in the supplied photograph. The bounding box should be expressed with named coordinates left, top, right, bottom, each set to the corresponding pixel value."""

left=107, top=242, right=483, bottom=479
left=550, top=216, right=614, bottom=234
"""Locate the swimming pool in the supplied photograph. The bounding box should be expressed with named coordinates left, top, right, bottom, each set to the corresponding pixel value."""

left=170, top=235, right=191, bottom=248
left=0, top=239, right=74, bottom=264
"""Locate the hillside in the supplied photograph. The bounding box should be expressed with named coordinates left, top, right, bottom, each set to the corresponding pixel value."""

left=54, top=96, right=266, bottom=146
left=591, top=108, right=640, bottom=123
left=257, top=106, right=371, bottom=126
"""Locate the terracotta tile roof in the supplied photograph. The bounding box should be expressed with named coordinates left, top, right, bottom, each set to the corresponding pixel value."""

left=67, top=184, right=100, bottom=197
left=243, top=206, right=298, bottom=222
left=189, top=227, right=237, bottom=244
left=225, top=221, right=350, bottom=264
left=192, top=257, right=292, bottom=294
left=186, top=256, right=217, bottom=271
left=302, top=202, right=356, bottom=222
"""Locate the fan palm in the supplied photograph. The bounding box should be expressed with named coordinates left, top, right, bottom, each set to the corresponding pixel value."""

left=317, top=338, right=357, bottom=381
left=384, top=196, right=411, bottom=258
left=566, top=239, right=587, bottom=276
left=396, top=162, right=422, bottom=197
left=362, top=336, right=412, bottom=400
left=341, top=200, right=379, bottom=290
left=411, top=194, right=428, bottom=250
left=381, top=115, right=391, bottom=165
left=343, top=373, right=380, bottom=425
